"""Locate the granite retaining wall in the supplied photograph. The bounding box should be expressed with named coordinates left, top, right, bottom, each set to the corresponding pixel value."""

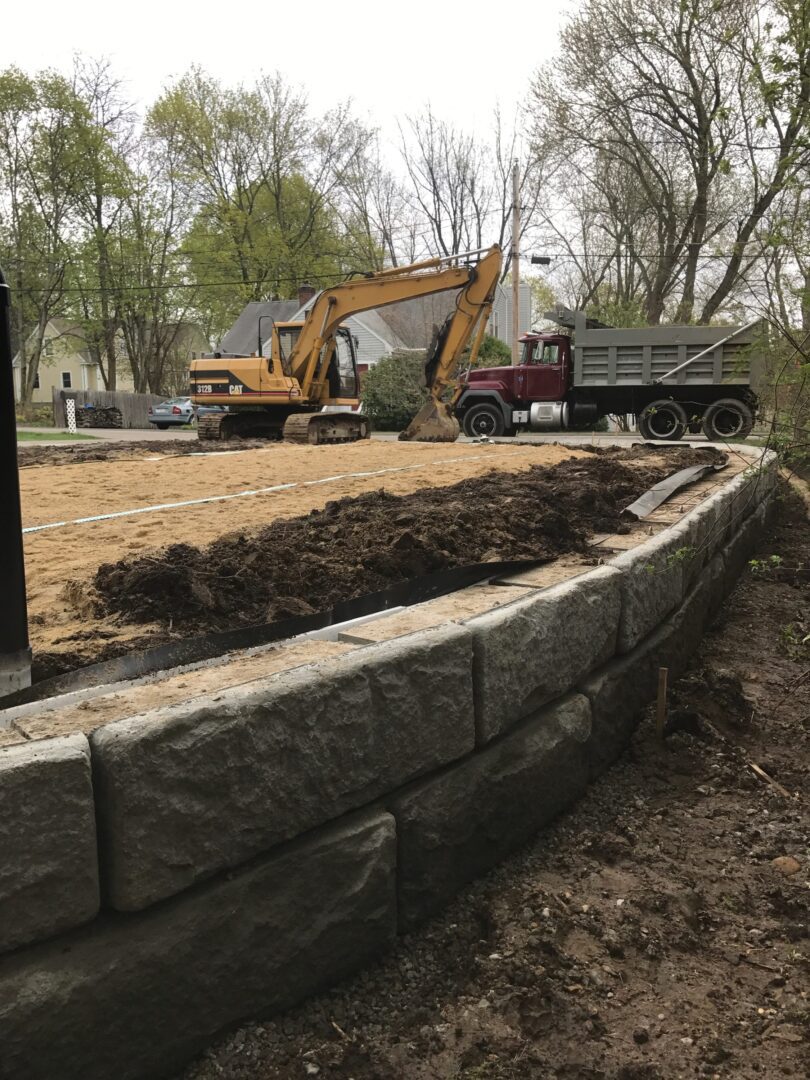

left=0, top=447, right=778, bottom=1080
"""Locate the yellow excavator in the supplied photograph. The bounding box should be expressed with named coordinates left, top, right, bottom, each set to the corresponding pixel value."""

left=189, top=244, right=502, bottom=444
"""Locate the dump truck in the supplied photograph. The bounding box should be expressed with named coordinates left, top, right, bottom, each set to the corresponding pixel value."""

left=189, top=245, right=502, bottom=444
left=452, top=307, right=760, bottom=441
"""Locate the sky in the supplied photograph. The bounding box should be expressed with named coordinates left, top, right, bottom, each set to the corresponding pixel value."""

left=2, top=0, right=574, bottom=142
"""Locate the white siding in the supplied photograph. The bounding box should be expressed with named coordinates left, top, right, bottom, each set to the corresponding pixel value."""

left=346, top=315, right=395, bottom=368
left=488, top=283, right=532, bottom=346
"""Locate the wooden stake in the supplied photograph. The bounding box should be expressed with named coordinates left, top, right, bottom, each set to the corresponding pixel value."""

left=656, top=667, right=669, bottom=740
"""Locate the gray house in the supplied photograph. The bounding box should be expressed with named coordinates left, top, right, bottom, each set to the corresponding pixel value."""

left=219, top=299, right=302, bottom=355
left=262, top=288, right=408, bottom=372
left=222, top=285, right=408, bottom=372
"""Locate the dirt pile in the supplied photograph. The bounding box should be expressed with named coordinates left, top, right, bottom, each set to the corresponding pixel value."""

left=93, top=447, right=718, bottom=635
left=17, top=437, right=269, bottom=467
left=182, top=484, right=809, bottom=1080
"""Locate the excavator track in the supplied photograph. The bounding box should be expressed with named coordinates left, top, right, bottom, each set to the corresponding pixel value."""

left=282, top=412, right=370, bottom=445
left=196, top=412, right=285, bottom=442
left=197, top=414, right=227, bottom=441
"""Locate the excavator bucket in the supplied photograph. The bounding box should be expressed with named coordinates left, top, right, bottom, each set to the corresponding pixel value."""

left=398, top=400, right=460, bottom=443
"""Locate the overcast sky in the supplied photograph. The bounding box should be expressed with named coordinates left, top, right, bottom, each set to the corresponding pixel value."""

left=3, top=0, right=574, bottom=140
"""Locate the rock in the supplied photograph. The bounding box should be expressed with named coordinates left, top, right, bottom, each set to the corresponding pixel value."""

left=610, top=521, right=691, bottom=652
left=771, top=856, right=801, bottom=876
left=0, top=735, right=99, bottom=953
left=633, top=1027, right=650, bottom=1045
left=0, top=809, right=396, bottom=1080
left=91, top=625, right=474, bottom=910
left=465, top=566, right=621, bottom=742
left=392, top=694, right=592, bottom=928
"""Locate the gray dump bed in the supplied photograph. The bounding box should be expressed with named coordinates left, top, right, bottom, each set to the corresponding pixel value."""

left=569, top=311, right=755, bottom=388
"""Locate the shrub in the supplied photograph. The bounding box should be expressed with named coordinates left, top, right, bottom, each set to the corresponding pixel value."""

left=473, top=334, right=512, bottom=366
left=361, top=349, right=428, bottom=431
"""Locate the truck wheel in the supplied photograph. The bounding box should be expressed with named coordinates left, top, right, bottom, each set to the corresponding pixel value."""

left=638, top=400, right=688, bottom=441
left=462, top=403, right=505, bottom=438
left=702, top=398, right=754, bottom=441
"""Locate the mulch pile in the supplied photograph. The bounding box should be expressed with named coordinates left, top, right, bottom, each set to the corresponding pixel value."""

left=93, top=446, right=720, bottom=635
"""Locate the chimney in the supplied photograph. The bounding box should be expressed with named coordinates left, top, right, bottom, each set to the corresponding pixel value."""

left=297, top=283, right=316, bottom=307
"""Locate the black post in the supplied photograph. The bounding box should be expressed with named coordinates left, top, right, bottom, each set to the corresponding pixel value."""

left=0, top=265, right=31, bottom=693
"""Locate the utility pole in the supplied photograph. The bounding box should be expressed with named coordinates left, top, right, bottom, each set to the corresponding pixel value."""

left=511, top=160, right=520, bottom=365
left=0, top=264, right=31, bottom=694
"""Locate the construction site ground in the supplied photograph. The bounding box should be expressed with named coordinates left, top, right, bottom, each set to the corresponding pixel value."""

left=19, top=440, right=714, bottom=679
left=179, top=483, right=809, bottom=1080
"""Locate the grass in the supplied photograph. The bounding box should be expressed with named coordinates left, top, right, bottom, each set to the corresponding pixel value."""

left=16, top=429, right=99, bottom=442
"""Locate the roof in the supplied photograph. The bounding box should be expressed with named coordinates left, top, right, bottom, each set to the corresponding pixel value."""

left=290, top=293, right=418, bottom=351
left=12, top=318, right=92, bottom=366
left=352, top=309, right=406, bottom=350
left=220, top=301, right=301, bottom=355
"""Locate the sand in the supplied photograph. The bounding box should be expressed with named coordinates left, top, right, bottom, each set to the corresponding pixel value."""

left=20, top=441, right=587, bottom=662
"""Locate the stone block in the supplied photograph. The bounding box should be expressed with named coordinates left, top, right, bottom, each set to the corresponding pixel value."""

left=581, top=552, right=724, bottom=778
left=611, top=521, right=692, bottom=653
left=392, top=694, right=591, bottom=928
left=465, top=567, right=621, bottom=743
left=722, top=500, right=769, bottom=595
left=92, top=625, right=473, bottom=910
left=0, top=735, right=99, bottom=954
left=0, top=810, right=396, bottom=1080
left=727, top=459, right=771, bottom=531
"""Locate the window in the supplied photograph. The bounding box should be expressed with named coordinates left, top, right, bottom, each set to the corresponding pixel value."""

left=43, top=340, right=53, bottom=357
left=276, top=326, right=301, bottom=375
left=61, top=371, right=72, bottom=389
left=530, top=342, right=560, bottom=365
left=33, top=372, right=40, bottom=389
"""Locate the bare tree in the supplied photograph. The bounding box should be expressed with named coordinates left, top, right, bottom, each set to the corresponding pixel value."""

left=398, top=107, right=546, bottom=279
left=529, top=0, right=810, bottom=327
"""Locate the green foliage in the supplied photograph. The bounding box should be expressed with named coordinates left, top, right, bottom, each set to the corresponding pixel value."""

left=361, top=350, right=428, bottom=431
left=749, top=554, right=783, bottom=575
left=780, top=620, right=810, bottom=660
left=473, top=334, right=512, bottom=367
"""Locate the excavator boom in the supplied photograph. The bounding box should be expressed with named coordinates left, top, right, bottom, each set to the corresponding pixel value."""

left=399, top=244, right=502, bottom=442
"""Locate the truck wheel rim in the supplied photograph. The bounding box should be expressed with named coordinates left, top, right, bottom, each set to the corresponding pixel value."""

left=648, top=408, right=679, bottom=438
left=471, top=412, right=497, bottom=436
left=712, top=407, right=743, bottom=437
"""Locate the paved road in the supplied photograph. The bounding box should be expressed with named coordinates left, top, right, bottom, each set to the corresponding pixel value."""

left=17, top=426, right=717, bottom=450
left=16, top=426, right=198, bottom=447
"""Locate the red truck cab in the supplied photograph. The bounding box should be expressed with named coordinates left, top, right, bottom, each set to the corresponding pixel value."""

left=453, top=333, right=574, bottom=437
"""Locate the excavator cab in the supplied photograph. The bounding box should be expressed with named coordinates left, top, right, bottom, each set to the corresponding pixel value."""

left=327, top=329, right=359, bottom=400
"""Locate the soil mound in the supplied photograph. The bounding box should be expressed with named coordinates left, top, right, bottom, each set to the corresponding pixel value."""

left=93, top=447, right=718, bottom=635
left=17, top=438, right=268, bottom=467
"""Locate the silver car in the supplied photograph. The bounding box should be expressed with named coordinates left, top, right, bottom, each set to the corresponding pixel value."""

left=147, top=397, right=196, bottom=429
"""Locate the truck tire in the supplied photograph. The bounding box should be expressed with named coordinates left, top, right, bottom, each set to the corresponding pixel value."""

left=638, top=400, right=688, bottom=441
left=462, top=403, right=505, bottom=438
left=702, top=398, right=754, bottom=441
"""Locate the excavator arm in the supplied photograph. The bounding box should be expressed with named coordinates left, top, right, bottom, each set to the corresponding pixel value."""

left=399, top=244, right=502, bottom=441
left=287, top=245, right=502, bottom=440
